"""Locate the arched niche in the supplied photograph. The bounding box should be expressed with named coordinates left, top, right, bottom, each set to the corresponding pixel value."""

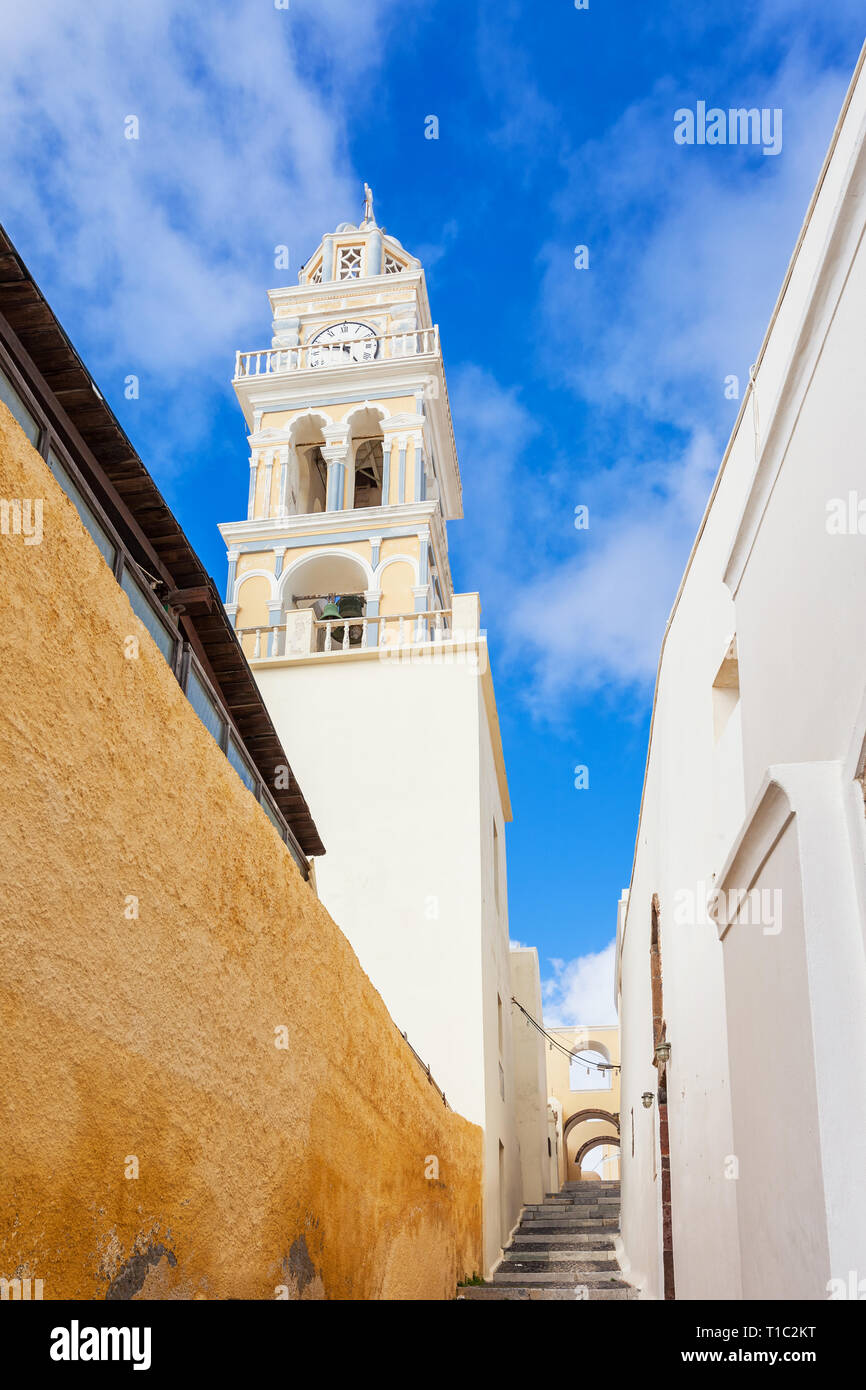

left=289, top=413, right=329, bottom=515
left=346, top=405, right=387, bottom=510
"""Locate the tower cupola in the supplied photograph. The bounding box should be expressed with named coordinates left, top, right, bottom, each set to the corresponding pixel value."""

left=299, top=186, right=421, bottom=286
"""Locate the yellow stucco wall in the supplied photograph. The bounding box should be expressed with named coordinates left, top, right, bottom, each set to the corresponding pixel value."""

left=263, top=396, right=417, bottom=433
left=546, top=1025, right=621, bottom=1183
left=0, top=402, right=482, bottom=1300
left=235, top=572, right=271, bottom=634
left=237, top=551, right=276, bottom=577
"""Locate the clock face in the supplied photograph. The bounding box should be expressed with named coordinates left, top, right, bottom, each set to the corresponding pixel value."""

left=308, top=320, right=379, bottom=366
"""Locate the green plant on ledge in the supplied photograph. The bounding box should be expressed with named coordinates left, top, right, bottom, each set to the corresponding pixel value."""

left=457, top=1272, right=485, bottom=1287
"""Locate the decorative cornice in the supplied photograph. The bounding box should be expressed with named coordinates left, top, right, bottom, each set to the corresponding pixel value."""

left=268, top=268, right=431, bottom=328
left=218, top=499, right=442, bottom=546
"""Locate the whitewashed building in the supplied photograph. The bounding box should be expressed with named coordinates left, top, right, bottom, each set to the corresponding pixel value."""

left=617, top=47, right=866, bottom=1299
left=219, top=193, right=546, bottom=1274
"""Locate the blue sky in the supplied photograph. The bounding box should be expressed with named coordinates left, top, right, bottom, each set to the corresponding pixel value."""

left=2, top=1, right=863, bottom=1022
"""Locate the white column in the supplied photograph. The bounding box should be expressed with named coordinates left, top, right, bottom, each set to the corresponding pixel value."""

left=247, top=458, right=258, bottom=520
left=278, top=447, right=289, bottom=515
left=410, top=432, right=424, bottom=502
left=225, top=550, right=239, bottom=604
left=381, top=435, right=395, bottom=508
left=364, top=589, right=381, bottom=647
left=261, top=454, right=274, bottom=520
left=397, top=437, right=407, bottom=504
left=322, top=444, right=349, bottom=512
left=266, top=600, right=283, bottom=657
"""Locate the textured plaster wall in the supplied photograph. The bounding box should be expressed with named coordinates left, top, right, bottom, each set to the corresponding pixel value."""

left=0, top=404, right=482, bottom=1300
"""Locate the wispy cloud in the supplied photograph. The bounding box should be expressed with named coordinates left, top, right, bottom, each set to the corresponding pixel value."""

left=453, top=28, right=858, bottom=715
left=0, top=0, right=404, bottom=478
left=542, top=940, right=617, bottom=1028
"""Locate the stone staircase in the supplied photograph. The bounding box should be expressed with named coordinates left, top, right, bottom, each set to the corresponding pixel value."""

left=457, top=1180, right=635, bottom=1301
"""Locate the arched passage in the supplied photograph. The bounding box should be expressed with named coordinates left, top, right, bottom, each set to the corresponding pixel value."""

left=563, top=1108, right=620, bottom=1142
left=575, top=1135, right=621, bottom=1171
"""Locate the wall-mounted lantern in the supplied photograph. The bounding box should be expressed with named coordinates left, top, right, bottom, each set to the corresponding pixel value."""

left=654, top=1041, right=671, bottom=1065
left=641, top=1091, right=654, bottom=1109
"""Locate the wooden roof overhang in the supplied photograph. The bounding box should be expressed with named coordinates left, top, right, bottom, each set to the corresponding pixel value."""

left=0, top=222, right=324, bottom=859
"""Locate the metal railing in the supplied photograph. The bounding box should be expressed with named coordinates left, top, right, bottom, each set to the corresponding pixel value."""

left=397, top=1024, right=449, bottom=1108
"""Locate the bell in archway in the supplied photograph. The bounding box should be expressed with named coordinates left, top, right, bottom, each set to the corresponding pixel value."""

left=321, top=600, right=343, bottom=646
left=337, top=593, right=365, bottom=645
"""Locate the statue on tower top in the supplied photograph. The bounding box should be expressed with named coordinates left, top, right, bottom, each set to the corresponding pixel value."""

left=362, top=183, right=375, bottom=227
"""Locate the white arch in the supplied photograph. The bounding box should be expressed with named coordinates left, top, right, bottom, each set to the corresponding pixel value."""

left=375, top=552, right=420, bottom=586
left=569, top=1048, right=612, bottom=1093
left=233, top=568, right=278, bottom=605
left=288, top=408, right=334, bottom=437
left=344, top=400, right=392, bottom=433
left=278, top=546, right=375, bottom=603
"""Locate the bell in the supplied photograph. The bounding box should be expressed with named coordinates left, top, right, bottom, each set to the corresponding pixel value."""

left=337, top=593, right=364, bottom=620
left=321, top=600, right=344, bottom=646
left=337, top=593, right=364, bottom=645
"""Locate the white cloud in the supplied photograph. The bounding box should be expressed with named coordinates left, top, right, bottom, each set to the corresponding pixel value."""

left=448, top=363, right=541, bottom=591
left=509, top=429, right=719, bottom=705
left=460, top=38, right=859, bottom=713
left=538, top=52, right=851, bottom=433
left=542, top=940, right=618, bottom=1028
left=0, top=0, right=403, bottom=427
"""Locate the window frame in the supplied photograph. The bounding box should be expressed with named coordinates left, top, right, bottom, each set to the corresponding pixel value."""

left=0, top=320, right=310, bottom=876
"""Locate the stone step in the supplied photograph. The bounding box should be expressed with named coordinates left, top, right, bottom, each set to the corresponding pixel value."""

left=523, top=1208, right=619, bottom=1219
left=537, top=1194, right=620, bottom=1204
left=560, top=1181, right=620, bottom=1191
left=539, top=1202, right=620, bottom=1210
left=510, top=1233, right=617, bottom=1250
left=556, top=1191, right=621, bottom=1199
left=528, top=1198, right=620, bottom=1209
left=521, top=1218, right=620, bottom=1231
left=502, top=1251, right=617, bottom=1268
left=493, top=1269, right=630, bottom=1287
left=525, top=1204, right=619, bottom=1217
left=458, top=1285, right=636, bottom=1300
left=545, top=1190, right=620, bottom=1200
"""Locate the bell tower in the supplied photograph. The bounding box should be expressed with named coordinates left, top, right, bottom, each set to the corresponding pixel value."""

left=219, top=190, right=528, bottom=1276
left=220, top=185, right=465, bottom=659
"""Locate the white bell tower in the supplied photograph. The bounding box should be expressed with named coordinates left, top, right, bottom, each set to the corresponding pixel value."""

left=219, top=189, right=527, bottom=1274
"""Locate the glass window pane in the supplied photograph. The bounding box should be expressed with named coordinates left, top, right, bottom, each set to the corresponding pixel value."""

left=259, top=791, right=283, bottom=834
left=120, top=565, right=175, bottom=662
left=47, top=450, right=116, bottom=568
left=0, top=364, right=39, bottom=444
left=186, top=661, right=225, bottom=745
left=227, top=735, right=257, bottom=793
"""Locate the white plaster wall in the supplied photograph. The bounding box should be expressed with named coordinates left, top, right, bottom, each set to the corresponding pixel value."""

left=618, top=433, right=750, bottom=1299
left=735, top=235, right=866, bottom=792
left=509, top=947, right=551, bottom=1206
left=255, top=650, right=523, bottom=1275
left=721, top=817, right=831, bottom=1297
left=722, top=222, right=866, bottom=1295
left=618, top=51, right=866, bottom=1301
left=477, top=687, right=524, bottom=1269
